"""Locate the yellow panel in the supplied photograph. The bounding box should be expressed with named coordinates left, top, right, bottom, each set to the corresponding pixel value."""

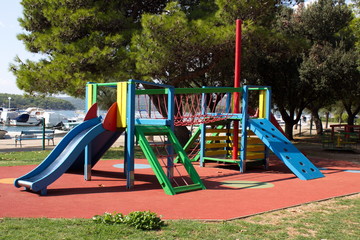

left=87, top=84, right=93, bottom=110
left=247, top=145, right=266, bottom=151
left=206, top=143, right=230, bottom=148
left=259, top=90, right=266, bottom=118
left=206, top=136, right=231, bottom=141
left=247, top=138, right=263, bottom=144
left=206, top=129, right=259, bottom=135
left=117, top=82, right=127, bottom=128
left=206, top=129, right=233, bottom=133
left=247, top=130, right=256, bottom=136
left=206, top=150, right=227, bottom=156
left=246, top=152, right=265, bottom=159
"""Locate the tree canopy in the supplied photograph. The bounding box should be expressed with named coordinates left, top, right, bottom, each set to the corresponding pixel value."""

left=11, top=0, right=303, bottom=95
left=297, top=0, right=359, bottom=130
left=11, top=0, right=169, bottom=96
left=9, top=0, right=359, bottom=139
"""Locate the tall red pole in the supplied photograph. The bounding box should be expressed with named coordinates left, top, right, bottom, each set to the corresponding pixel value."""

left=232, top=19, right=242, bottom=160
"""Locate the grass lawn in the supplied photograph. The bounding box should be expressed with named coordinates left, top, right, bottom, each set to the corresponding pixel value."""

left=0, top=194, right=359, bottom=240
left=0, top=148, right=359, bottom=239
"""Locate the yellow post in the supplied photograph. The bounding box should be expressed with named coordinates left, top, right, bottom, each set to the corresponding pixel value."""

left=258, top=90, right=266, bottom=118
left=87, top=84, right=93, bottom=110
left=117, top=82, right=127, bottom=128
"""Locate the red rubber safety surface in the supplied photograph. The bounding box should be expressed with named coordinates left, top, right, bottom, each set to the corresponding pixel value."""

left=0, top=158, right=359, bottom=220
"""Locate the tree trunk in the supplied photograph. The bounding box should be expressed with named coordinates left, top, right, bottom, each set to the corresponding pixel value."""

left=311, top=109, right=323, bottom=135
left=173, top=126, right=191, bottom=147
left=346, top=114, right=357, bottom=133
left=284, top=121, right=294, bottom=140
left=344, top=103, right=360, bottom=126
left=347, top=114, right=355, bottom=126
left=338, top=112, right=343, bottom=124
left=325, top=112, right=329, bottom=129
left=279, top=108, right=297, bottom=141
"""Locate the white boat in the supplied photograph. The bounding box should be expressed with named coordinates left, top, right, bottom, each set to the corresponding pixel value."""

left=9, top=113, right=42, bottom=126
left=8, top=107, right=70, bottom=128
left=26, top=107, right=74, bottom=128
left=42, top=111, right=69, bottom=128
left=61, top=112, right=85, bottom=130
left=0, top=108, right=19, bottom=125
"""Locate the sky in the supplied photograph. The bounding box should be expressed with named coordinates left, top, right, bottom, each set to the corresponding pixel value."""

left=0, top=0, right=38, bottom=95
left=0, top=0, right=353, bottom=95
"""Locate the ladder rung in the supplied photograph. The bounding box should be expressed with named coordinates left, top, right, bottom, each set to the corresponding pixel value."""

left=173, top=183, right=203, bottom=193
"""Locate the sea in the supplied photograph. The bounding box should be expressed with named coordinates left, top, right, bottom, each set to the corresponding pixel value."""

left=1, top=110, right=82, bottom=133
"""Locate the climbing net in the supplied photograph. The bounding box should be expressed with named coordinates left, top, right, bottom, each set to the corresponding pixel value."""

left=135, top=92, right=236, bottom=126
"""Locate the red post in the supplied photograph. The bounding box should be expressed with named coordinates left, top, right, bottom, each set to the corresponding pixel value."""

left=232, top=19, right=242, bottom=160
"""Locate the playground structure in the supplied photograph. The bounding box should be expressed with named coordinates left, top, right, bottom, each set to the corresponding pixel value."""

left=13, top=20, right=324, bottom=196
left=14, top=79, right=324, bottom=196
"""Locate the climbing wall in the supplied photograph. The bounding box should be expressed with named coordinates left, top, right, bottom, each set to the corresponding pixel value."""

left=248, top=119, right=324, bottom=180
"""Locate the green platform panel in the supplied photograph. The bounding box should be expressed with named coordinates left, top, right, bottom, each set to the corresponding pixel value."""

left=135, top=125, right=206, bottom=195
left=248, top=119, right=324, bottom=180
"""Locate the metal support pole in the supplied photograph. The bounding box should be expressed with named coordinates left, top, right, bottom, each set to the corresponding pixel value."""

left=126, top=80, right=135, bottom=189
left=42, top=118, right=45, bottom=150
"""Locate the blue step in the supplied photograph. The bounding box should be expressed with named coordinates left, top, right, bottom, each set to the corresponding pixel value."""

left=248, top=119, right=324, bottom=180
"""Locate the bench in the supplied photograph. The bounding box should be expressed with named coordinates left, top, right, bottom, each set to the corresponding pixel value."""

left=15, top=130, right=55, bottom=147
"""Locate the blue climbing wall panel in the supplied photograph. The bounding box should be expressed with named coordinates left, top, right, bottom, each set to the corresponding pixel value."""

left=248, top=119, right=324, bottom=180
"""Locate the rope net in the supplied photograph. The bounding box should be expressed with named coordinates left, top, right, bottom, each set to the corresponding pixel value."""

left=135, top=93, right=236, bottom=126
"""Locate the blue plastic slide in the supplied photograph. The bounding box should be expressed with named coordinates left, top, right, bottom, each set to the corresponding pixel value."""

left=68, top=129, right=123, bottom=172
left=248, top=119, right=324, bottom=180
left=14, top=117, right=109, bottom=195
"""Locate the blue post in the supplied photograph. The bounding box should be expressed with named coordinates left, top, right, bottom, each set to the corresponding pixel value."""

left=264, top=87, right=271, bottom=169
left=199, top=87, right=207, bottom=167
left=265, top=87, right=271, bottom=120
left=126, top=80, right=136, bottom=189
left=84, top=82, right=92, bottom=180
left=166, top=87, right=175, bottom=179
left=84, top=144, right=92, bottom=180
left=240, top=86, right=249, bottom=172
left=225, top=92, right=231, bottom=113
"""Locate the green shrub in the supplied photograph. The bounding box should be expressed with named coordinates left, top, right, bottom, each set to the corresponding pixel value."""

left=92, top=212, right=124, bottom=225
left=92, top=211, right=165, bottom=230
left=123, top=211, right=165, bottom=230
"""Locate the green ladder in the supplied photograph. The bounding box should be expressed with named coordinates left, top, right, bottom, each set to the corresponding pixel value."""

left=135, top=125, right=206, bottom=195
